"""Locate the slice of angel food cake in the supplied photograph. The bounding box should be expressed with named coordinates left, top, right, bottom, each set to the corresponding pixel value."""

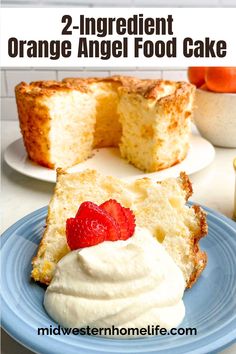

left=32, top=169, right=208, bottom=289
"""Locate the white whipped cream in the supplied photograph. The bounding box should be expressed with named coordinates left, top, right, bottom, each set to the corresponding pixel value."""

left=44, top=227, right=185, bottom=337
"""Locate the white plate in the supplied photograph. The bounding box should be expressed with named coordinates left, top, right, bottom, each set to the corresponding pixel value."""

left=4, top=134, right=215, bottom=183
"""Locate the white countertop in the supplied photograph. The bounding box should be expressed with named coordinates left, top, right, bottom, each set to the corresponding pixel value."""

left=1, top=120, right=236, bottom=354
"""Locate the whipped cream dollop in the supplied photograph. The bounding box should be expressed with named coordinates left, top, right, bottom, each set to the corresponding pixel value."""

left=44, top=227, right=185, bottom=336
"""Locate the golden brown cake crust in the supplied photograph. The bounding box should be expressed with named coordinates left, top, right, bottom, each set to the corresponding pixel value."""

left=31, top=168, right=68, bottom=284
left=179, top=171, right=193, bottom=200
left=119, top=78, right=194, bottom=101
left=186, top=206, right=208, bottom=288
left=179, top=174, right=208, bottom=288
left=16, top=80, right=90, bottom=98
left=15, top=81, right=94, bottom=168
left=62, top=75, right=136, bottom=87
left=63, top=76, right=194, bottom=103
left=15, top=82, right=53, bottom=168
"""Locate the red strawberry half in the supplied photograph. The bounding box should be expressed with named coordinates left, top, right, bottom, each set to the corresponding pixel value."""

left=76, top=201, right=120, bottom=241
left=66, top=217, right=107, bottom=250
left=75, top=201, right=101, bottom=219
left=100, top=199, right=134, bottom=240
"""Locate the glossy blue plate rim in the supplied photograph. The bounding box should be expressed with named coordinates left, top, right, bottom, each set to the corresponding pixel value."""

left=1, top=203, right=236, bottom=354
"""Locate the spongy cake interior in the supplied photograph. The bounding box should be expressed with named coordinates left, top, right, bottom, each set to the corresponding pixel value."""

left=32, top=169, right=207, bottom=288
left=45, top=90, right=96, bottom=168
left=118, top=83, right=192, bottom=172
left=90, top=81, right=121, bottom=148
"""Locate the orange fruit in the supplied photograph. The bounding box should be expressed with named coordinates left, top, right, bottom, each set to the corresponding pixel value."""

left=188, top=67, right=206, bottom=87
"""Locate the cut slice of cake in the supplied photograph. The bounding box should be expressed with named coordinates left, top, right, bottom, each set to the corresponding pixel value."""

left=32, top=169, right=207, bottom=288
left=15, top=81, right=96, bottom=169
left=118, top=79, right=195, bottom=172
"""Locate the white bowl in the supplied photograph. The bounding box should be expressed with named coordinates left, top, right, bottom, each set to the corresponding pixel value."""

left=193, top=89, right=236, bottom=148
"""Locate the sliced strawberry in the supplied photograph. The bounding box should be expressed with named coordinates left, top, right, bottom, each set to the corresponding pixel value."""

left=66, top=217, right=106, bottom=250
left=66, top=199, right=136, bottom=250
left=75, top=201, right=101, bottom=219
left=100, top=199, right=130, bottom=240
left=75, top=201, right=120, bottom=241
left=123, top=208, right=136, bottom=237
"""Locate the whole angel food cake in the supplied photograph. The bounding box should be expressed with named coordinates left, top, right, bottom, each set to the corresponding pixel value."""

left=15, top=76, right=195, bottom=172
left=32, top=169, right=207, bottom=289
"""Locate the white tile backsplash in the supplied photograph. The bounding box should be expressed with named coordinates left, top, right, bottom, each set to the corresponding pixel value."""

left=109, top=70, right=142, bottom=77
left=220, top=0, right=236, bottom=4
left=58, top=71, right=110, bottom=80
left=90, top=0, right=132, bottom=3
left=110, top=71, right=162, bottom=79
left=133, top=0, right=220, bottom=5
left=5, top=70, right=57, bottom=97
left=162, top=70, right=187, bottom=81
left=1, top=71, right=7, bottom=97
left=41, top=1, right=88, bottom=5
left=135, top=71, right=162, bottom=79
left=2, top=0, right=39, bottom=4
left=1, top=98, right=18, bottom=121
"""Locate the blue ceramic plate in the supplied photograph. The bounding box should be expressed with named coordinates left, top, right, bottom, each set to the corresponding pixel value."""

left=1, top=205, right=236, bottom=354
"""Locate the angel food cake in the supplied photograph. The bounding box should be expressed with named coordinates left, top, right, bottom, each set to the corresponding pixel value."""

left=15, top=77, right=195, bottom=172
left=32, top=169, right=207, bottom=289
